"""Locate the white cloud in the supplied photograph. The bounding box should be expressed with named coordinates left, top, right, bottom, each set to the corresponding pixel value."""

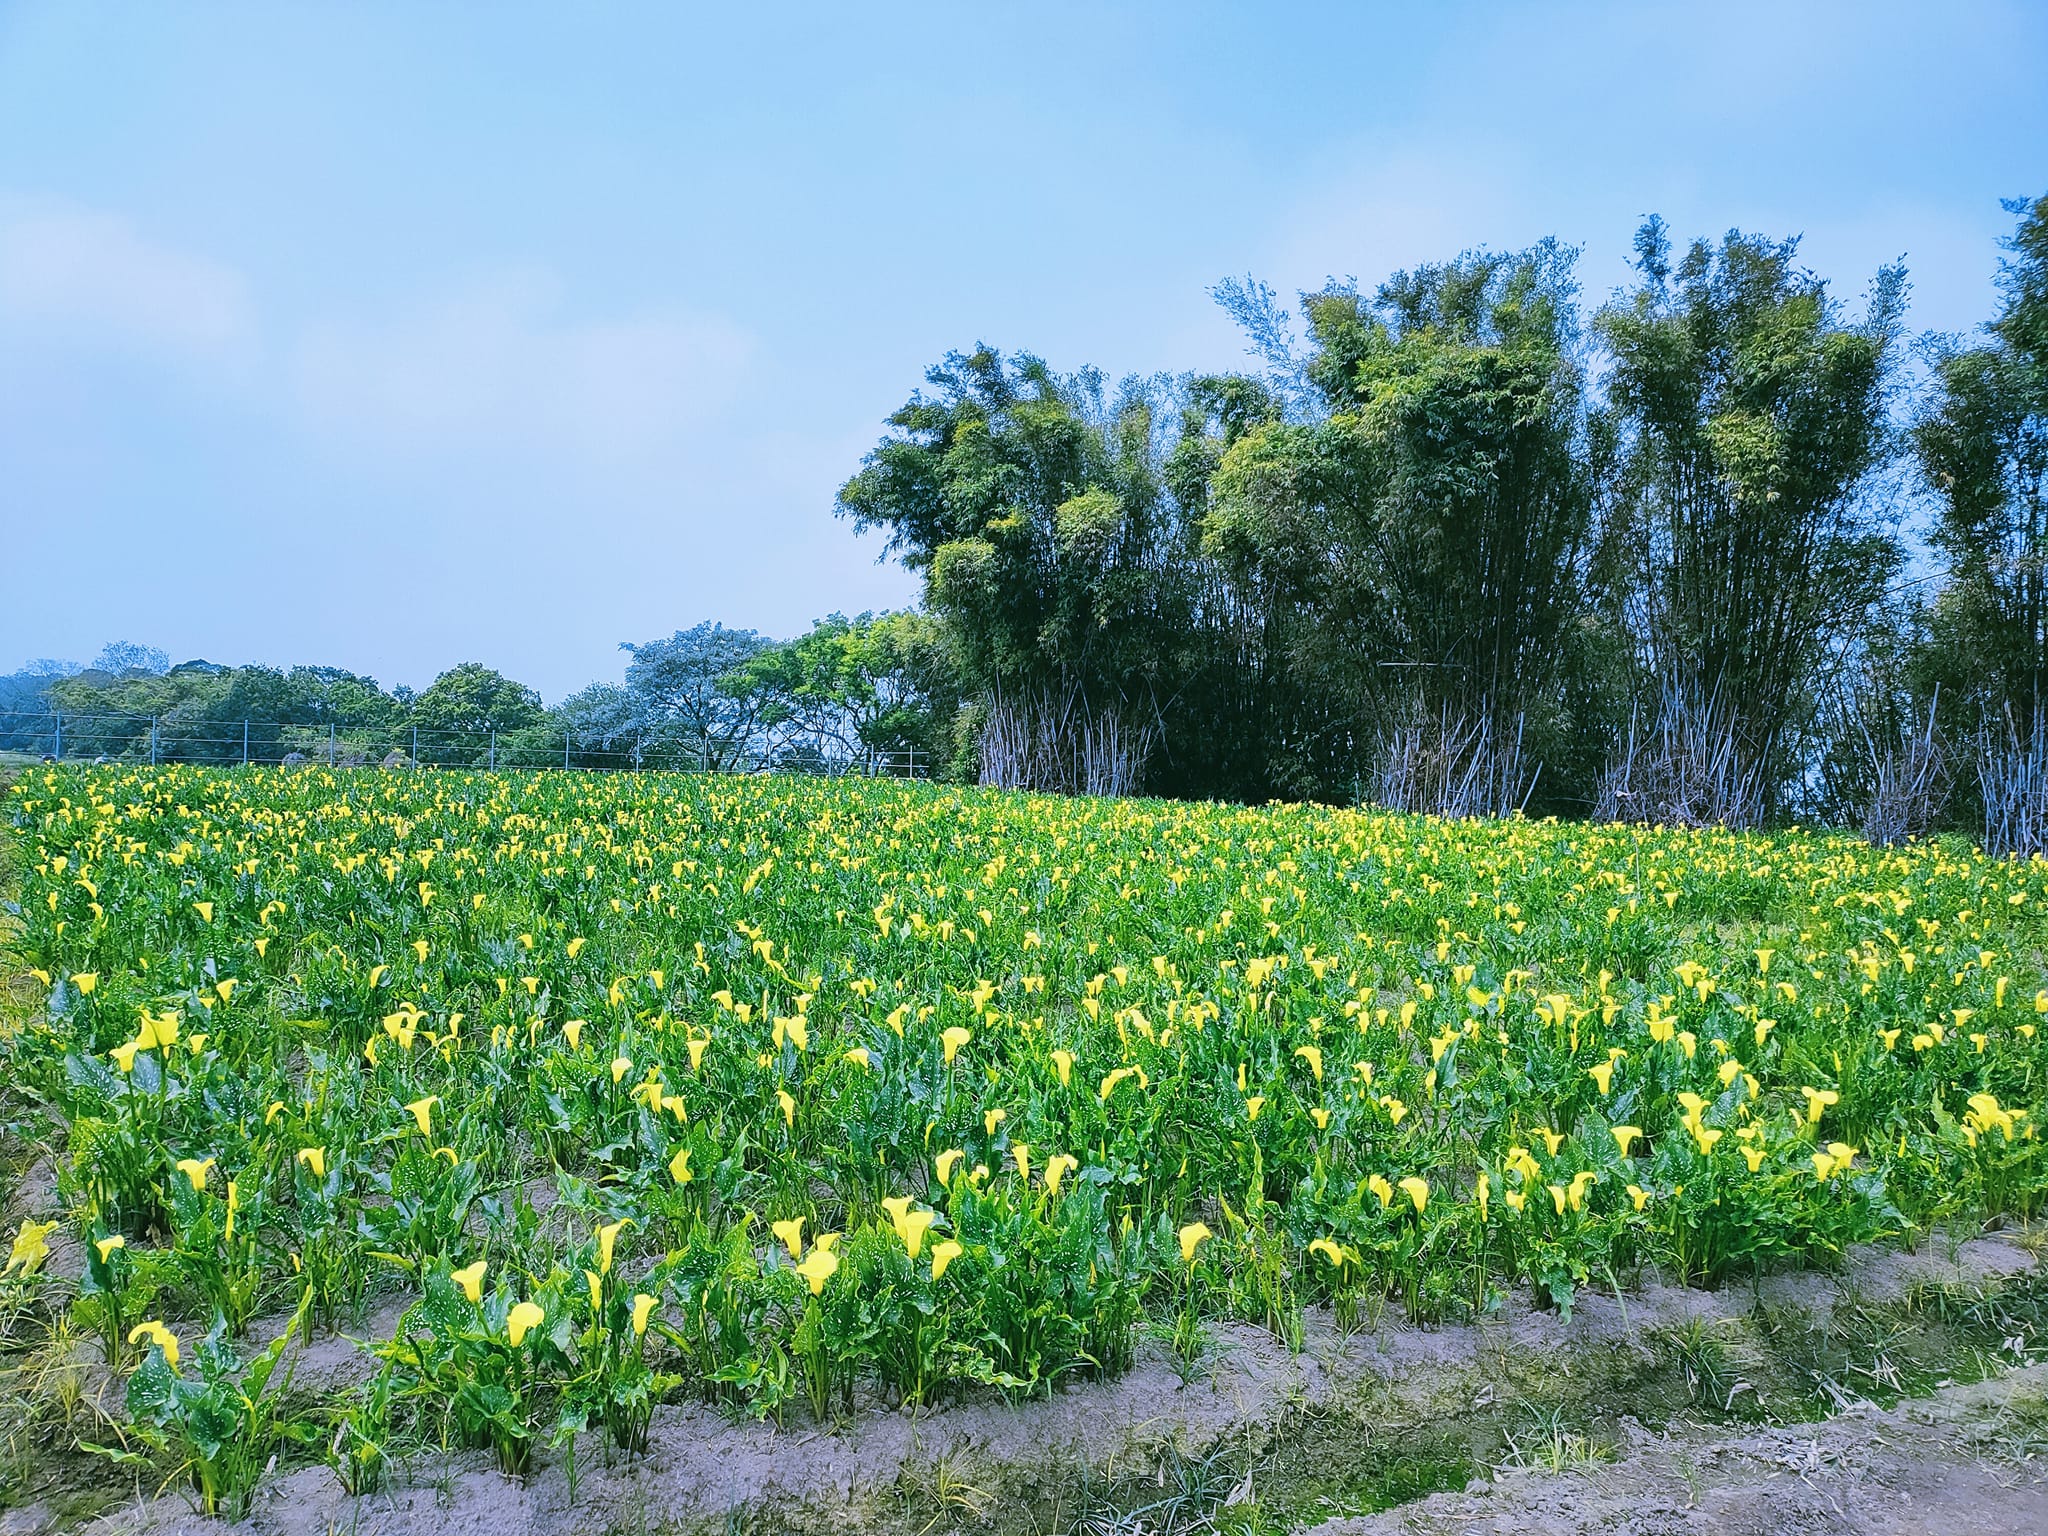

left=289, top=272, right=757, bottom=469
left=0, top=204, right=257, bottom=371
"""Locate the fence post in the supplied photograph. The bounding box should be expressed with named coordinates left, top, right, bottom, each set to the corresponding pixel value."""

left=490, top=730, right=497, bottom=771
left=329, top=722, right=336, bottom=762
left=243, top=720, right=250, bottom=766
left=53, top=711, right=61, bottom=761
left=565, top=731, right=572, bottom=770
left=150, top=717, right=157, bottom=767
left=412, top=724, right=419, bottom=767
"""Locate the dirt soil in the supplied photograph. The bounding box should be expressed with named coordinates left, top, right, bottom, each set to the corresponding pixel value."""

left=1308, top=1363, right=2048, bottom=1536
left=1, top=1231, right=2035, bottom=1536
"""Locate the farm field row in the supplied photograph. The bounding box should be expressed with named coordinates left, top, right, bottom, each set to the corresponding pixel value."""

left=3, top=764, right=2045, bottom=1516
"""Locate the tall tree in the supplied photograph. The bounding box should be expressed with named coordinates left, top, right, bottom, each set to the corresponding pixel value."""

left=1592, top=221, right=1906, bottom=819
left=407, top=663, right=546, bottom=735
left=618, top=623, right=775, bottom=771
left=838, top=347, right=1187, bottom=793
left=1914, top=194, right=2048, bottom=739
left=1203, top=243, right=1598, bottom=810
left=733, top=611, right=959, bottom=772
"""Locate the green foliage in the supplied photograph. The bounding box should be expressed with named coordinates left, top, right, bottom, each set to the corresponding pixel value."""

left=13, top=681, right=2048, bottom=1508
left=120, top=1294, right=315, bottom=1517
left=1594, top=221, right=1907, bottom=809
left=1206, top=244, right=1598, bottom=808
left=1913, top=194, right=2048, bottom=743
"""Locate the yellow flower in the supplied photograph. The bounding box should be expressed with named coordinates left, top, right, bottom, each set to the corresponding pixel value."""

left=984, top=1107, right=1007, bottom=1137
left=882, top=1195, right=937, bottom=1258
left=772, top=1217, right=806, bottom=1261
left=175, top=1156, right=214, bottom=1192
left=94, top=1234, right=126, bottom=1264
left=631, top=1293, right=658, bottom=1336
left=1050, top=1048, right=1073, bottom=1085
left=777, top=1089, right=796, bottom=1128
left=1178, top=1221, right=1213, bottom=1264
left=1308, top=1236, right=1350, bottom=1269
left=214, top=978, right=236, bottom=1003
left=586, top=1268, right=604, bottom=1313
left=1612, top=1125, right=1643, bottom=1158
left=669, top=1146, right=694, bottom=1185
left=110, top=1040, right=140, bottom=1073
left=935, top=1148, right=964, bottom=1185
left=507, top=1301, right=545, bottom=1346
left=5, top=1219, right=58, bottom=1278
left=1043, top=1154, right=1078, bottom=1196
left=611, top=1055, right=633, bottom=1085
left=1294, top=1044, right=1323, bottom=1081
left=1813, top=1141, right=1859, bottom=1181
left=1399, top=1176, right=1430, bottom=1214
left=405, top=1096, right=439, bottom=1137
left=296, top=1147, right=326, bottom=1179
left=452, top=1260, right=487, bottom=1303
left=1011, top=1143, right=1031, bottom=1182
left=795, top=1245, right=840, bottom=1295
left=930, top=1239, right=964, bottom=1281
left=1588, top=1060, right=1615, bottom=1095
left=71, top=972, right=98, bottom=995
left=1800, top=1086, right=1839, bottom=1125
left=1626, top=1183, right=1651, bottom=1211
left=128, top=1320, right=180, bottom=1369
left=845, top=1047, right=871, bottom=1070
left=194, top=901, right=213, bottom=924
left=941, top=1025, right=971, bottom=1064
left=1369, top=1173, right=1394, bottom=1208
left=1567, top=1170, right=1597, bottom=1211
left=596, top=1219, right=630, bottom=1275
left=1245, top=1095, right=1266, bottom=1121
left=563, top=1019, right=585, bottom=1050
left=141, top=1011, right=179, bottom=1049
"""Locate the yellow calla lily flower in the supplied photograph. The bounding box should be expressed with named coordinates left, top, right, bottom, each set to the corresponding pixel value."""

left=128, top=1319, right=181, bottom=1369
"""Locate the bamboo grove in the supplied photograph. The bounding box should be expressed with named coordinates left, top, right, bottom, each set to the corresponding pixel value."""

left=841, top=198, right=2048, bottom=838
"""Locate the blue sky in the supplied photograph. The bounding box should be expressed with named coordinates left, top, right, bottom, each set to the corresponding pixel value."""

left=3, top=1, right=2043, bottom=701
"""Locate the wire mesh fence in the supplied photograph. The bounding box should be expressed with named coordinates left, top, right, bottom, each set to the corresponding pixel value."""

left=0, top=709, right=927, bottom=779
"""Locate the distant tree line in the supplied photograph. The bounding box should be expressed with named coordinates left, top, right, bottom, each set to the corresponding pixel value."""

left=10, top=198, right=2046, bottom=843
left=0, top=617, right=959, bottom=775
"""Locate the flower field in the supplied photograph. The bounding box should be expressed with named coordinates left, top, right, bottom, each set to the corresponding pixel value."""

left=4, top=763, right=2048, bottom=1514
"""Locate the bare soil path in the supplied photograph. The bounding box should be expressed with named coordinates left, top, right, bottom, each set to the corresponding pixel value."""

left=1309, top=1363, right=2048, bottom=1536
